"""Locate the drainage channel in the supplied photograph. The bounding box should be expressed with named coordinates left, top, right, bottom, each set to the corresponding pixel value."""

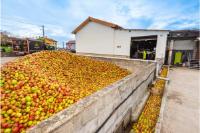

left=96, top=68, right=156, bottom=133
left=122, top=66, right=169, bottom=133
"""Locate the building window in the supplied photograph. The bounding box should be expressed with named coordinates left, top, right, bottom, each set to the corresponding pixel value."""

left=117, top=45, right=121, bottom=48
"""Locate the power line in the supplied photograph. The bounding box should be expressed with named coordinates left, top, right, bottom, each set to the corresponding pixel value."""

left=1, top=23, right=42, bottom=28
left=1, top=25, right=43, bottom=32
left=1, top=17, right=45, bottom=38
left=0, top=17, right=43, bottom=27
left=1, top=16, right=61, bottom=29
left=1, top=25, right=43, bottom=38
left=1, top=16, right=63, bottom=35
left=1, top=15, right=32, bottom=22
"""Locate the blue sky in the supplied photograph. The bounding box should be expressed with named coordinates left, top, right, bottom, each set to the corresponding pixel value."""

left=1, top=0, right=199, bottom=47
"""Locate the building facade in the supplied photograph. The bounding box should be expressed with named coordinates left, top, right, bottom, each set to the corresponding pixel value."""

left=72, top=17, right=169, bottom=66
left=167, top=30, right=199, bottom=66
left=66, top=40, right=76, bottom=52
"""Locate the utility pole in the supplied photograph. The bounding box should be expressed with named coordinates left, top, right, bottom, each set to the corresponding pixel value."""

left=42, top=25, right=45, bottom=49
left=42, top=25, right=45, bottom=38
left=63, top=42, right=65, bottom=49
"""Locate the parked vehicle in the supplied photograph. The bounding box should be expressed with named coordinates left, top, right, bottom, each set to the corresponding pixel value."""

left=12, top=37, right=44, bottom=55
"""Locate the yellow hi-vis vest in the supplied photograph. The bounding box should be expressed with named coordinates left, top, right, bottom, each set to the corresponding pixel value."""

left=143, top=51, right=147, bottom=60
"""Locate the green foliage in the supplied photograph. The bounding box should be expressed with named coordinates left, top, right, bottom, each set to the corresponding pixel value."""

left=1, top=46, right=13, bottom=53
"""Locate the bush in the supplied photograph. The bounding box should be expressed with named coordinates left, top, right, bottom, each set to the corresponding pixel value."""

left=0, top=46, right=13, bottom=53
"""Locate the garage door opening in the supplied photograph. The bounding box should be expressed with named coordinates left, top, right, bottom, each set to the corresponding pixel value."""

left=130, top=35, right=157, bottom=60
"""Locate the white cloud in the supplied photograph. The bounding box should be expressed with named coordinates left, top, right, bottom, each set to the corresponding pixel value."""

left=1, top=20, right=42, bottom=38
left=175, top=21, right=199, bottom=29
left=18, top=25, right=42, bottom=38
left=46, top=25, right=67, bottom=37
left=1, top=18, right=68, bottom=39
left=2, top=0, right=199, bottom=46
left=64, top=0, right=198, bottom=30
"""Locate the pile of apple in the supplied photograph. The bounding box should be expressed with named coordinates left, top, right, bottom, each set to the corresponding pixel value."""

left=1, top=51, right=130, bottom=133
left=131, top=67, right=168, bottom=133
left=160, top=67, right=168, bottom=78
left=132, top=95, right=162, bottom=133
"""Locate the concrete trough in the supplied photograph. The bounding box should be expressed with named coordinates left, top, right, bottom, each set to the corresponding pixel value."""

left=28, top=56, right=156, bottom=133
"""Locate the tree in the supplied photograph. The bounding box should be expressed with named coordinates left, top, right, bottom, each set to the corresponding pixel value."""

left=0, top=31, right=12, bottom=46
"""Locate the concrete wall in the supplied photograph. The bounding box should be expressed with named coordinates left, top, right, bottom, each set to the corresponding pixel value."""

left=77, top=52, right=162, bottom=76
left=76, top=22, right=115, bottom=55
left=28, top=57, right=156, bottom=133
left=75, top=21, right=169, bottom=62
left=173, top=40, right=195, bottom=50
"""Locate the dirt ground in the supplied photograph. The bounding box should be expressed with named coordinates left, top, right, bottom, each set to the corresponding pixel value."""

left=1, top=57, right=18, bottom=65
left=161, top=67, right=200, bottom=133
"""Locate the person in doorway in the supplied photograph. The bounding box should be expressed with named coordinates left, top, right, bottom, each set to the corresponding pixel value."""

left=182, top=52, right=188, bottom=66
left=143, top=50, right=147, bottom=60
left=133, top=50, right=139, bottom=58
left=174, top=51, right=182, bottom=65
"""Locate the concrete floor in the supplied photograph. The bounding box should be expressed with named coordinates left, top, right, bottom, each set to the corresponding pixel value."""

left=161, top=68, right=200, bottom=133
left=1, top=57, right=18, bottom=65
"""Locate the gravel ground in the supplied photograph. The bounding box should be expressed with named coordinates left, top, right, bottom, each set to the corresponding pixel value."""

left=1, top=57, right=18, bottom=65
left=161, top=67, right=200, bottom=133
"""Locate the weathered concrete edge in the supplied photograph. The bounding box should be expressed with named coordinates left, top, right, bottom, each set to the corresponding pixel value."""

left=155, top=66, right=170, bottom=133
left=99, top=66, right=156, bottom=133
left=76, top=53, right=157, bottom=64
left=131, top=91, right=150, bottom=122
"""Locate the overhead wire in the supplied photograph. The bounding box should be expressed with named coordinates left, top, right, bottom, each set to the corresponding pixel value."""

left=1, top=16, right=44, bottom=37
left=0, top=16, right=43, bottom=27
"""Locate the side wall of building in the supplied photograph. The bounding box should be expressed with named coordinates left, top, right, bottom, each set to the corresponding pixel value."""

left=76, top=22, right=115, bottom=55
left=75, top=22, right=169, bottom=63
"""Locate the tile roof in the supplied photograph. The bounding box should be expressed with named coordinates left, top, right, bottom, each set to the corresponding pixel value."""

left=72, top=16, right=123, bottom=34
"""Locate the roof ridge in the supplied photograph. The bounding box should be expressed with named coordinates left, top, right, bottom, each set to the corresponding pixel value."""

left=72, top=16, right=123, bottom=34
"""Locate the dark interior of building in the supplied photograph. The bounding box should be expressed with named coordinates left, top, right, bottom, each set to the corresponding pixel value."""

left=130, top=37, right=157, bottom=60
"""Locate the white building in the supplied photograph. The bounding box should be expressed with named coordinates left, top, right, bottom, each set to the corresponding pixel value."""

left=167, top=30, right=199, bottom=67
left=72, top=17, right=169, bottom=65
left=66, top=40, right=76, bottom=52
